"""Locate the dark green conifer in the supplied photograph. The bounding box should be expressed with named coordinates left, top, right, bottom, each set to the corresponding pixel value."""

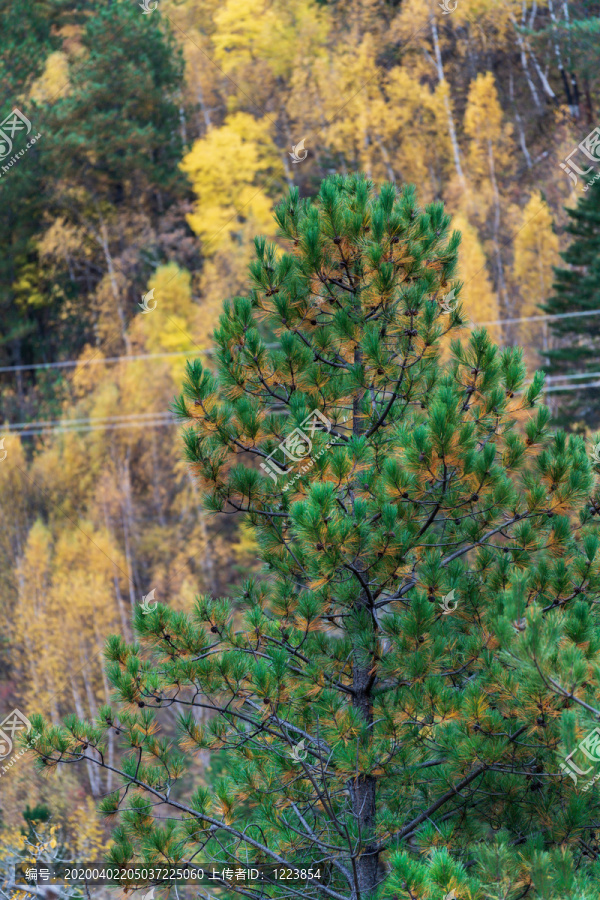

left=545, top=178, right=600, bottom=427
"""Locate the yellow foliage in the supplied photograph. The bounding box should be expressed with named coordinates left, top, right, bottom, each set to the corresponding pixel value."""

left=29, top=52, right=70, bottom=103
left=195, top=243, right=252, bottom=347
left=464, top=72, right=514, bottom=186
left=130, top=262, right=199, bottom=381
left=38, top=217, right=86, bottom=262
left=69, top=796, right=111, bottom=857
left=449, top=0, right=530, bottom=29
left=0, top=803, right=110, bottom=889
left=180, top=113, right=284, bottom=252
left=91, top=269, right=130, bottom=347
left=12, top=518, right=125, bottom=718
left=213, top=0, right=328, bottom=81
left=451, top=213, right=500, bottom=343
left=231, top=522, right=260, bottom=562
left=513, top=191, right=560, bottom=368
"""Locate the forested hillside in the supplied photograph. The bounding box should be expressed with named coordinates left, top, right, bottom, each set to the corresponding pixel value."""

left=1, top=0, right=600, bottom=881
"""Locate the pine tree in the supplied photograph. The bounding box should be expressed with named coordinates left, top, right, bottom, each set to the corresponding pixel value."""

left=545, top=177, right=600, bottom=427
left=48, top=0, right=185, bottom=202
left=31, top=175, right=600, bottom=900
left=0, top=0, right=67, bottom=99
left=0, top=0, right=188, bottom=417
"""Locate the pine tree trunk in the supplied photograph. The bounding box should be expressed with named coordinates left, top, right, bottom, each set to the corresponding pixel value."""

left=350, top=658, right=378, bottom=899
left=349, top=345, right=379, bottom=899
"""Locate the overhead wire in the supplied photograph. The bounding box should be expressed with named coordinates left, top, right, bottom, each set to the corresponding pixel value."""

left=0, top=308, right=598, bottom=374
left=2, top=308, right=599, bottom=437
left=0, top=343, right=282, bottom=373
left=476, top=308, right=600, bottom=327
left=6, top=380, right=600, bottom=438
left=10, top=418, right=176, bottom=437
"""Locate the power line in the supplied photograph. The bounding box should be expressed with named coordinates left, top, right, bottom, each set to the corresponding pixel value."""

left=1, top=308, right=600, bottom=375
left=6, top=378, right=600, bottom=439
left=545, top=370, right=600, bottom=384
left=0, top=349, right=210, bottom=374
left=0, top=342, right=282, bottom=374
left=544, top=380, right=600, bottom=394
left=478, top=309, right=600, bottom=327
left=9, top=411, right=173, bottom=431
left=10, top=418, right=177, bottom=438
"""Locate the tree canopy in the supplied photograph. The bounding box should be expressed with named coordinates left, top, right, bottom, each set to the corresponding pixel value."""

left=28, top=175, right=600, bottom=900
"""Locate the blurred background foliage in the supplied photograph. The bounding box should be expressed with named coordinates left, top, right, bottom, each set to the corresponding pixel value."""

left=0, top=0, right=599, bottom=874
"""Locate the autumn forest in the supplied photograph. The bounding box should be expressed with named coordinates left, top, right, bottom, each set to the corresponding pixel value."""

left=2, top=0, right=600, bottom=898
